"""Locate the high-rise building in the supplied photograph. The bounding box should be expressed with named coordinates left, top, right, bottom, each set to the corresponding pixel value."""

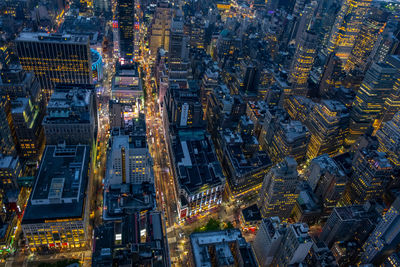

left=42, top=84, right=97, bottom=146
left=305, top=154, right=347, bottom=216
left=21, top=144, right=90, bottom=251
left=376, top=111, right=400, bottom=167
left=368, top=18, right=399, bottom=65
left=0, top=154, right=22, bottom=190
left=306, top=100, right=349, bottom=160
left=289, top=31, right=318, bottom=96
left=382, top=251, right=400, bottom=267
left=293, top=1, right=318, bottom=45
left=107, top=129, right=153, bottom=185
left=0, top=66, right=44, bottom=160
left=0, top=98, right=15, bottom=156
left=189, top=16, right=205, bottom=49
left=320, top=203, right=380, bottom=247
left=258, top=157, right=299, bottom=220
left=168, top=13, right=189, bottom=84
left=220, top=128, right=272, bottom=200
left=117, top=0, right=134, bottom=61
left=273, top=223, right=313, bottom=266
left=253, top=217, right=287, bottom=266
left=11, top=98, right=44, bottom=160
left=0, top=65, right=41, bottom=102
left=344, top=8, right=388, bottom=73
left=111, top=63, right=143, bottom=104
left=268, top=120, right=310, bottom=164
left=149, top=2, right=171, bottom=55
left=318, top=53, right=344, bottom=97
left=361, top=198, right=400, bottom=265
left=347, top=62, right=397, bottom=145
left=240, top=60, right=260, bottom=96
left=341, top=148, right=392, bottom=205
left=304, top=239, right=339, bottom=266
left=15, top=33, right=92, bottom=99
left=164, top=83, right=204, bottom=131
left=379, top=55, right=400, bottom=124
left=325, top=0, right=372, bottom=61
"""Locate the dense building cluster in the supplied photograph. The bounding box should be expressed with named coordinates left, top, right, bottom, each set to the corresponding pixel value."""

left=0, top=0, right=399, bottom=265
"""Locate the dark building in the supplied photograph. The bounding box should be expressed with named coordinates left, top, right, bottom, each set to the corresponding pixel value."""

left=42, top=84, right=97, bottom=146
left=0, top=66, right=44, bottom=160
left=11, top=98, right=44, bottom=160
left=320, top=202, right=381, bottom=248
left=93, top=211, right=170, bottom=266
left=170, top=131, right=225, bottom=220
left=0, top=98, right=15, bottom=156
left=117, top=0, right=135, bottom=61
left=164, top=82, right=204, bottom=132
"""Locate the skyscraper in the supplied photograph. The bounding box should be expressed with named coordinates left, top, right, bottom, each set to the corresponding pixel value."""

left=15, top=33, right=92, bottom=99
left=0, top=98, right=15, bottom=156
left=168, top=13, right=189, bottom=84
left=108, top=129, right=153, bottom=185
left=305, top=154, right=347, bottom=216
left=289, top=30, right=318, bottom=96
left=306, top=100, right=349, bottom=160
left=0, top=65, right=40, bottom=102
left=253, top=217, right=287, bottom=266
left=344, top=8, right=388, bottom=72
left=268, top=120, right=310, bottom=164
left=379, top=55, right=400, bottom=124
left=376, top=112, right=400, bottom=168
left=361, top=198, right=400, bottom=265
left=11, top=98, right=44, bottom=160
left=273, top=223, right=313, bottom=266
left=320, top=203, right=380, bottom=247
left=325, top=0, right=372, bottom=61
left=258, top=157, right=299, bottom=220
left=318, top=53, right=344, bottom=97
left=341, top=148, right=392, bottom=205
left=149, top=2, right=171, bottom=55
left=347, top=62, right=397, bottom=145
left=117, top=0, right=135, bottom=61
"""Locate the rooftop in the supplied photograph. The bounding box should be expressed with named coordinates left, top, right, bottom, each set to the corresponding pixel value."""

left=16, top=32, right=89, bottom=44
left=93, top=212, right=168, bottom=267
left=43, top=86, right=93, bottom=124
left=280, top=120, right=309, bottom=143
left=103, top=182, right=156, bottom=221
left=241, top=204, right=262, bottom=223
left=174, top=133, right=224, bottom=195
left=22, top=144, right=89, bottom=224
left=190, top=229, right=257, bottom=267
left=0, top=155, right=18, bottom=170
left=222, top=130, right=271, bottom=177
left=310, top=154, right=345, bottom=177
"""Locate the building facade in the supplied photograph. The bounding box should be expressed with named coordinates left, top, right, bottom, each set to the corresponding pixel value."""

left=15, top=33, right=92, bottom=99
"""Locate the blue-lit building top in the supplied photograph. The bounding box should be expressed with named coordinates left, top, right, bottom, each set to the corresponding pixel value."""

left=91, top=49, right=103, bottom=83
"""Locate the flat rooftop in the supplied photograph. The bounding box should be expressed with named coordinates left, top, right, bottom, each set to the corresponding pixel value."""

left=190, top=229, right=257, bottom=267
left=43, top=88, right=93, bottom=124
left=16, top=32, right=89, bottom=44
left=174, top=134, right=224, bottom=195
left=22, top=144, right=90, bottom=224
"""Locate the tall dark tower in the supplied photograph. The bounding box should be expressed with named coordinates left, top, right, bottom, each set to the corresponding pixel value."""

left=118, top=0, right=135, bottom=61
